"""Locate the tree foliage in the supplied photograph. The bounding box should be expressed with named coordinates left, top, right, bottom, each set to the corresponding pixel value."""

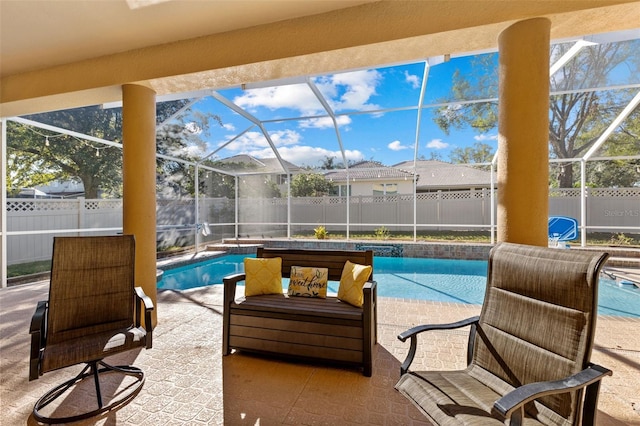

left=7, top=101, right=221, bottom=198
left=201, top=160, right=283, bottom=199
left=433, top=39, right=640, bottom=188
left=155, top=103, right=222, bottom=198
left=7, top=106, right=125, bottom=198
left=585, top=106, right=640, bottom=188
left=449, top=142, right=494, bottom=164
left=290, top=173, right=334, bottom=197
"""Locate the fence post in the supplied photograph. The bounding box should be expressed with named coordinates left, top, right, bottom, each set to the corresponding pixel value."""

left=437, top=190, right=442, bottom=229
left=78, top=197, right=85, bottom=235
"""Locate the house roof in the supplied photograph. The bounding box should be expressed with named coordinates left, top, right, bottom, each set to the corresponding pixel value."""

left=324, top=161, right=415, bottom=182
left=393, top=160, right=492, bottom=190
left=216, top=155, right=302, bottom=175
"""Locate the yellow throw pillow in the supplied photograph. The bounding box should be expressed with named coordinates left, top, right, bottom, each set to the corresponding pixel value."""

left=288, top=266, right=329, bottom=298
left=338, top=260, right=372, bottom=308
left=244, top=257, right=283, bottom=296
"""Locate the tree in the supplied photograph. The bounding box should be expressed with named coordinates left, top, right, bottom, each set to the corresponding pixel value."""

left=7, top=106, right=126, bottom=198
left=7, top=101, right=220, bottom=198
left=290, top=173, right=334, bottom=197
left=585, top=106, right=640, bottom=188
left=202, top=159, right=283, bottom=199
left=155, top=104, right=222, bottom=198
left=238, top=177, right=281, bottom=198
left=433, top=39, right=640, bottom=188
left=449, top=142, right=494, bottom=164
left=320, top=156, right=338, bottom=170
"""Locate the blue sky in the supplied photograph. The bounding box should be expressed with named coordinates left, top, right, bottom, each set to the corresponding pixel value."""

left=179, top=55, right=501, bottom=169
left=174, top=35, right=640, bottom=169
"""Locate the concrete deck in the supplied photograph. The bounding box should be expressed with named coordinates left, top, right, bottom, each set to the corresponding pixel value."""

left=2, top=281, right=639, bottom=425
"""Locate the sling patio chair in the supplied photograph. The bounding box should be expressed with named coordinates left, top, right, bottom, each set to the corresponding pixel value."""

left=395, top=242, right=611, bottom=426
left=29, top=235, right=154, bottom=424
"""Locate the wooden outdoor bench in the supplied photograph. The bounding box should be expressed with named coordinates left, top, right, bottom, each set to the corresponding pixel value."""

left=222, top=248, right=377, bottom=376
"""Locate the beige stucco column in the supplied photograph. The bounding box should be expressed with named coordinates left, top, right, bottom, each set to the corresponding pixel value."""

left=122, top=84, right=157, bottom=325
left=497, top=18, right=550, bottom=246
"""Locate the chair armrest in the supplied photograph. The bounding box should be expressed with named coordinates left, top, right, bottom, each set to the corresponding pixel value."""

left=398, top=316, right=480, bottom=342
left=29, top=301, right=48, bottom=381
left=397, top=316, right=480, bottom=375
left=492, top=363, right=612, bottom=423
left=134, top=287, right=154, bottom=348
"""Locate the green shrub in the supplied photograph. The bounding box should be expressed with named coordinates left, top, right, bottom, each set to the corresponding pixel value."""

left=374, top=226, right=390, bottom=240
left=314, top=225, right=328, bottom=240
left=609, top=233, right=634, bottom=246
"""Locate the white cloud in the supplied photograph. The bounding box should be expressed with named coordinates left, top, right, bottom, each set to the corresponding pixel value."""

left=222, top=123, right=235, bottom=131
left=239, top=145, right=365, bottom=168
left=223, top=129, right=301, bottom=153
left=426, top=139, right=449, bottom=150
left=233, top=84, right=323, bottom=116
left=165, top=144, right=207, bottom=159
left=184, top=122, right=202, bottom=134
left=404, top=71, right=420, bottom=89
left=269, top=129, right=301, bottom=146
left=388, top=140, right=412, bottom=151
left=299, top=115, right=352, bottom=129
left=314, top=69, right=382, bottom=112
left=474, top=133, right=498, bottom=142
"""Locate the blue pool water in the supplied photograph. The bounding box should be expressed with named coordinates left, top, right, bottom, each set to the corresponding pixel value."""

left=158, top=254, right=640, bottom=318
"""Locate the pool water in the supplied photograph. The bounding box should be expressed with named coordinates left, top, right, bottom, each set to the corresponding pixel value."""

left=158, top=254, right=640, bottom=318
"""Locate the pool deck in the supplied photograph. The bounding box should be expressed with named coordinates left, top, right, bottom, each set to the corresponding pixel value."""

left=2, top=278, right=640, bottom=425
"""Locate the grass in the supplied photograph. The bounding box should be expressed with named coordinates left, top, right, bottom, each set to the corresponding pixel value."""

left=294, top=230, right=640, bottom=246
left=7, top=260, right=51, bottom=278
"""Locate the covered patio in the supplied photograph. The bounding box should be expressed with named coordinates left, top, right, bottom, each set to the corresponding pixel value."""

left=2, top=278, right=639, bottom=425
left=2, top=1, right=640, bottom=425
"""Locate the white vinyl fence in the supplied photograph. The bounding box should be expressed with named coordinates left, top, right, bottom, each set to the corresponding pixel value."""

left=5, top=187, right=639, bottom=265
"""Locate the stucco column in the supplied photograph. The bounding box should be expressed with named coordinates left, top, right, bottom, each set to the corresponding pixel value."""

left=497, top=18, right=550, bottom=246
left=122, top=84, right=157, bottom=325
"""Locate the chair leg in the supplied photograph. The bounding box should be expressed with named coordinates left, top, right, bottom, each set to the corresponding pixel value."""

left=33, top=361, right=145, bottom=424
left=92, top=361, right=103, bottom=409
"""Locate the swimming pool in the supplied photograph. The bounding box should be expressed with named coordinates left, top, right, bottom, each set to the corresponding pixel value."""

left=158, top=254, right=640, bottom=318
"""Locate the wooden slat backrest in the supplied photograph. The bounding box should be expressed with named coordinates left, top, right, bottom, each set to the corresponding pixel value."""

left=47, top=235, right=136, bottom=344
left=256, top=247, right=373, bottom=281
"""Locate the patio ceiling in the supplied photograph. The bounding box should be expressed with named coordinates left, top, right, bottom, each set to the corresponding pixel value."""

left=2, top=1, right=640, bottom=117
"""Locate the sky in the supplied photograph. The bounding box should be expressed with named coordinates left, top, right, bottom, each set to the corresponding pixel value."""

left=177, top=55, right=501, bottom=169
left=171, top=35, right=640, bottom=170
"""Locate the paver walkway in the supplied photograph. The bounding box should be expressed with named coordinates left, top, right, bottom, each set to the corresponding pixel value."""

left=2, top=282, right=639, bottom=425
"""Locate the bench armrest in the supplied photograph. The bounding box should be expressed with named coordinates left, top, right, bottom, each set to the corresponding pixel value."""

left=493, top=363, right=612, bottom=425
left=362, top=280, right=377, bottom=376
left=29, top=301, right=48, bottom=381
left=223, top=273, right=246, bottom=304
left=223, top=273, right=246, bottom=355
left=397, top=316, right=480, bottom=375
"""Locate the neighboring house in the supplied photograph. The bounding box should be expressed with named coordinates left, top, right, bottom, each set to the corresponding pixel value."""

left=35, top=180, right=86, bottom=198
left=393, top=160, right=493, bottom=192
left=214, top=154, right=303, bottom=193
left=14, top=188, right=61, bottom=199
left=323, top=161, right=416, bottom=196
